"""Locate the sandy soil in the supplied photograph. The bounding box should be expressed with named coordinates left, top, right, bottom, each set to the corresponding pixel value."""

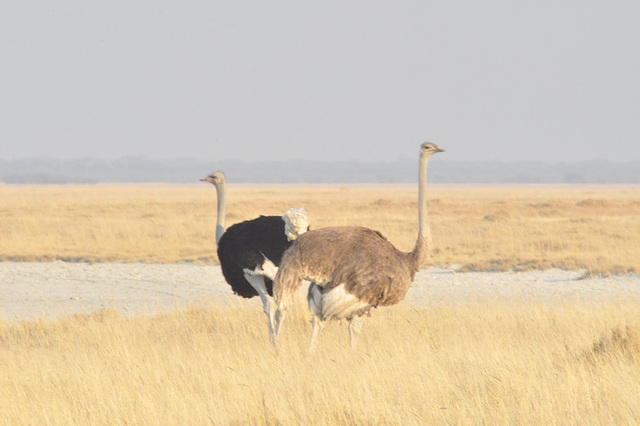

left=1, top=262, right=639, bottom=322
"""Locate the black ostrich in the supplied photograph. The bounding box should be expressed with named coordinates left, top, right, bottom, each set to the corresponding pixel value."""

left=200, top=171, right=309, bottom=342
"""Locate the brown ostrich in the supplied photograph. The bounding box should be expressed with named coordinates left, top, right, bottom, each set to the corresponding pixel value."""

left=273, top=143, right=444, bottom=352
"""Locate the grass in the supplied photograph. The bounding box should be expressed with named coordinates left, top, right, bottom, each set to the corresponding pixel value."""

left=1, top=301, right=639, bottom=424
left=1, top=183, right=639, bottom=274
left=2, top=183, right=640, bottom=423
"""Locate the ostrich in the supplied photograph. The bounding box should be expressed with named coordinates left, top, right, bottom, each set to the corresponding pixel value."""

left=200, top=171, right=310, bottom=343
left=273, top=142, right=444, bottom=352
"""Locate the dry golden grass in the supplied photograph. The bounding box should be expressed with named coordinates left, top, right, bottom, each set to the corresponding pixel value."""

left=1, top=301, right=640, bottom=424
left=2, top=184, right=640, bottom=424
left=1, top=183, right=639, bottom=273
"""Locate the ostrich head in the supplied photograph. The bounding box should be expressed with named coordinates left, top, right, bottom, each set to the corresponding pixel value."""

left=420, top=142, right=445, bottom=157
left=200, top=171, right=226, bottom=187
left=282, top=208, right=310, bottom=241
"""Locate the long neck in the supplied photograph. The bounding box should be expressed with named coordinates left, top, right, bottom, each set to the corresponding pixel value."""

left=410, top=153, right=432, bottom=269
left=214, top=182, right=226, bottom=246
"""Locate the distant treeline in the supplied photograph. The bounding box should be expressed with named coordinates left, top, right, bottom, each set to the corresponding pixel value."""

left=1, top=157, right=638, bottom=184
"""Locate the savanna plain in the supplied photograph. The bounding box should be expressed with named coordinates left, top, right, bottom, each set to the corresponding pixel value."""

left=1, top=183, right=640, bottom=424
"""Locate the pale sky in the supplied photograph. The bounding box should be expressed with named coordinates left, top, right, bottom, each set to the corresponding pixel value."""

left=1, top=1, right=639, bottom=163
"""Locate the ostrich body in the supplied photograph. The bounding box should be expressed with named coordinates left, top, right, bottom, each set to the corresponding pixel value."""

left=273, top=143, right=444, bottom=352
left=201, top=172, right=309, bottom=342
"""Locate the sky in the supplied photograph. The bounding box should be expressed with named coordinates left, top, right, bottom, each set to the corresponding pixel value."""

left=1, top=1, right=639, bottom=163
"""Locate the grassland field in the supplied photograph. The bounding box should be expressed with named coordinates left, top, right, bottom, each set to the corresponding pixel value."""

left=1, top=183, right=639, bottom=273
left=1, top=183, right=639, bottom=424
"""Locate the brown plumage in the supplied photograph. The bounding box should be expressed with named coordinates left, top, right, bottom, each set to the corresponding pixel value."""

left=273, top=142, right=444, bottom=352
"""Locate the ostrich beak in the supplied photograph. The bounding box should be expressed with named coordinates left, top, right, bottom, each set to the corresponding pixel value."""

left=200, top=177, right=213, bottom=182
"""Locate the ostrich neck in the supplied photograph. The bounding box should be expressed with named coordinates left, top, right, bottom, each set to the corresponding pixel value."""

left=410, top=154, right=432, bottom=269
left=214, top=183, right=226, bottom=246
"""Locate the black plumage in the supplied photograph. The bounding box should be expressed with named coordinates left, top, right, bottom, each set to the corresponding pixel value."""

left=217, top=215, right=293, bottom=298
